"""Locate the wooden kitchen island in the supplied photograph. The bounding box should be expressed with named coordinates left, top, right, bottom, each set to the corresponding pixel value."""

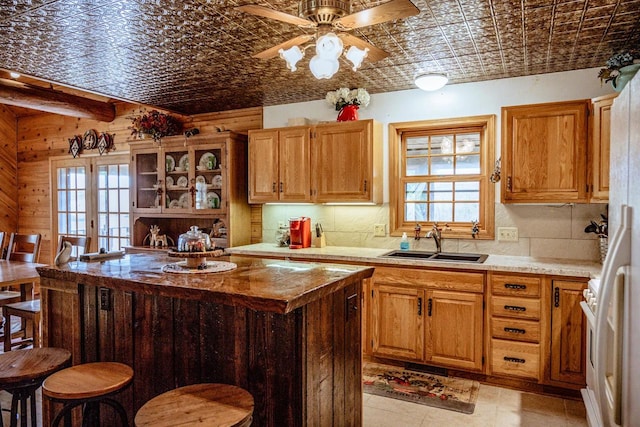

left=37, top=254, right=374, bottom=426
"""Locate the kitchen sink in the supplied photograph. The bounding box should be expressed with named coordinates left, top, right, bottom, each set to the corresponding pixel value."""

left=382, top=250, right=488, bottom=263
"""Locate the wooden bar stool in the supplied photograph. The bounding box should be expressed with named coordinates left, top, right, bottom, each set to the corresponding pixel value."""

left=134, top=383, right=254, bottom=427
left=0, top=347, right=71, bottom=427
left=42, top=362, right=133, bottom=427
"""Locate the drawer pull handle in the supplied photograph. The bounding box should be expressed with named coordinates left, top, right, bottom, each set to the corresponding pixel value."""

left=505, top=283, right=527, bottom=290
left=504, top=356, right=526, bottom=364
left=504, top=327, right=526, bottom=334
left=504, top=305, right=526, bottom=312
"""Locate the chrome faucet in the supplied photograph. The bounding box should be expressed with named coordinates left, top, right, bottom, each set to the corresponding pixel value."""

left=426, top=223, right=443, bottom=253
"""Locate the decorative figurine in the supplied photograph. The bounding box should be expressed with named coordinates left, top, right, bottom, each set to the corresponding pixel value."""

left=149, top=225, right=169, bottom=248
left=54, top=241, right=73, bottom=266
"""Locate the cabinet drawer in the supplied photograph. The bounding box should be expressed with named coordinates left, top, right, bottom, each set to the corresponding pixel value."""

left=491, top=339, right=540, bottom=380
left=491, top=296, right=540, bottom=320
left=491, top=274, right=541, bottom=297
left=491, top=318, right=540, bottom=343
left=374, top=267, right=484, bottom=293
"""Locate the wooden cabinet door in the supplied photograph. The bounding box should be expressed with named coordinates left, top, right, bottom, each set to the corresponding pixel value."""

left=248, top=129, right=280, bottom=203
left=372, top=283, right=424, bottom=361
left=426, top=290, right=484, bottom=371
left=550, top=280, right=586, bottom=385
left=279, top=127, right=311, bottom=202
left=590, top=94, right=616, bottom=202
left=502, top=100, right=589, bottom=203
left=314, top=121, right=372, bottom=202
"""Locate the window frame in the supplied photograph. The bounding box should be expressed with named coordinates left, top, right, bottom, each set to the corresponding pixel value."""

left=389, top=115, right=496, bottom=240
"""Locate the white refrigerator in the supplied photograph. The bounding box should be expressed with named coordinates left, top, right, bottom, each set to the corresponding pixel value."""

left=590, top=71, right=640, bottom=426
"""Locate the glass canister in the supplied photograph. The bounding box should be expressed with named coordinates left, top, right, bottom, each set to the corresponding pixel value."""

left=177, top=226, right=213, bottom=252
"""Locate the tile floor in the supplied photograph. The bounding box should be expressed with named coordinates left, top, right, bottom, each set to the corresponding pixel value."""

left=1, top=383, right=587, bottom=426
left=363, top=384, right=588, bottom=427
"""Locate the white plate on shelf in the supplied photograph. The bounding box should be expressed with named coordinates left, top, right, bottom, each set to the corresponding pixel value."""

left=169, top=199, right=180, bottom=209
left=207, top=192, right=220, bottom=209
left=199, top=152, right=217, bottom=170
left=165, top=155, right=175, bottom=172
left=196, top=175, right=206, bottom=185
left=165, top=176, right=174, bottom=187
left=177, top=176, right=188, bottom=188
left=179, top=193, right=190, bottom=207
left=178, top=154, right=189, bottom=171
left=211, top=175, right=222, bottom=188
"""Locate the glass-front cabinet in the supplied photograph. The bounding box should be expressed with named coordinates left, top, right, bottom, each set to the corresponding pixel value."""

left=128, top=132, right=250, bottom=250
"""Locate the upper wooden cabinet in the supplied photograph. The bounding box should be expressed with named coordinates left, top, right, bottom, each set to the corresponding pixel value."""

left=128, top=132, right=251, bottom=249
left=501, top=100, right=589, bottom=203
left=589, top=93, right=617, bottom=202
left=248, top=127, right=311, bottom=203
left=248, top=120, right=382, bottom=204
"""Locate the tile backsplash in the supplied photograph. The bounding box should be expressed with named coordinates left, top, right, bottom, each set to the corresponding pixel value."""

left=261, top=203, right=605, bottom=262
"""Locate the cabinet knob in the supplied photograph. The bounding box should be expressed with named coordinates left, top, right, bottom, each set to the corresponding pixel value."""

left=272, top=182, right=276, bottom=193
left=504, top=327, right=526, bottom=334
left=503, top=356, right=525, bottom=364
left=504, top=283, right=526, bottom=290
left=504, top=305, right=526, bottom=312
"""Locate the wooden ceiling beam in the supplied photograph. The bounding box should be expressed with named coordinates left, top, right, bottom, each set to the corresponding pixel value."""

left=0, top=78, right=115, bottom=122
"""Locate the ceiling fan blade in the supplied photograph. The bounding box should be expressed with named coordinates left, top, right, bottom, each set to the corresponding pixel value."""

left=236, top=5, right=316, bottom=28
left=333, top=0, right=420, bottom=30
left=338, top=33, right=389, bottom=62
left=252, top=34, right=316, bottom=60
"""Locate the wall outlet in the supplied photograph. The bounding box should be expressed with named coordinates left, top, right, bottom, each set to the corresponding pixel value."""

left=373, top=224, right=386, bottom=237
left=498, top=227, right=519, bottom=242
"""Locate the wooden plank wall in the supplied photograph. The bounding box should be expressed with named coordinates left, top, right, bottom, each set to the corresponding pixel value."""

left=14, top=103, right=263, bottom=263
left=0, top=105, right=18, bottom=239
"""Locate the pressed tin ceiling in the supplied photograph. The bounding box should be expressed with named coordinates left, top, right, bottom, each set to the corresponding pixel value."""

left=0, top=0, right=639, bottom=116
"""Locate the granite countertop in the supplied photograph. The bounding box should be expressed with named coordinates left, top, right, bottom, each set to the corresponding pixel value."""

left=37, top=253, right=374, bottom=314
left=226, top=243, right=602, bottom=279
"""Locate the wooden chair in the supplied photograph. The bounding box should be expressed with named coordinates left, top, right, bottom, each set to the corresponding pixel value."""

left=3, top=300, right=41, bottom=351
left=6, top=233, right=41, bottom=263
left=0, top=231, right=6, bottom=259
left=56, top=235, right=90, bottom=262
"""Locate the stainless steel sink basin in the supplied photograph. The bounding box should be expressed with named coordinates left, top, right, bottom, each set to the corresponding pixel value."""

left=382, top=250, right=488, bottom=263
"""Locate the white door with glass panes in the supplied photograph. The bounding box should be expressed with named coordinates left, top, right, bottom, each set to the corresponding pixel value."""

left=52, top=155, right=130, bottom=262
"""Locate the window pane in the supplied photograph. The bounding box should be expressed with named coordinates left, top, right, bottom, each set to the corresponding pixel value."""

left=77, top=190, right=86, bottom=211
left=58, top=214, right=67, bottom=234
left=405, top=183, right=427, bottom=201
left=98, top=166, right=107, bottom=189
left=58, top=191, right=66, bottom=211
left=455, top=154, right=480, bottom=175
left=406, top=157, right=428, bottom=176
left=68, top=191, right=77, bottom=211
left=430, top=156, right=454, bottom=175
left=119, top=165, right=129, bottom=187
left=430, top=203, right=453, bottom=222
left=98, top=213, right=108, bottom=235
left=69, top=168, right=77, bottom=190
left=98, top=189, right=107, bottom=211
left=108, top=165, right=119, bottom=188
left=429, top=182, right=452, bottom=202
left=58, top=169, right=67, bottom=189
left=431, top=135, right=454, bottom=155
left=77, top=168, right=86, bottom=189
left=120, top=190, right=129, bottom=211
left=455, top=181, right=479, bottom=201
left=456, top=133, right=480, bottom=154
left=455, top=203, right=479, bottom=222
left=109, top=214, right=119, bottom=233
left=69, top=213, right=77, bottom=234
left=109, top=189, right=119, bottom=211
left=120, top=214, right=130, bottom=237
left=405, top=203, right=427, bottom=221
left=406, top=137, right=429, bottom=156
left=78, top=213, right=87, bottom=235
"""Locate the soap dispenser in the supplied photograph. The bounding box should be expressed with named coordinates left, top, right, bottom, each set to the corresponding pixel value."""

left=400, top=232, right=410, bottom=251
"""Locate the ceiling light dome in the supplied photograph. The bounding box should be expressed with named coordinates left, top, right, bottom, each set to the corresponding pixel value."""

left=414, top=73, right=448, bottom=91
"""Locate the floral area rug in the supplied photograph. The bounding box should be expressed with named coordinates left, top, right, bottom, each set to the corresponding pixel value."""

left=363, top=362, right=479, bottom=414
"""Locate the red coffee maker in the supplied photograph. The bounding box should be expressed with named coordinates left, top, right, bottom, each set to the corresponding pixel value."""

left=289, top=217, right=312, bottom=249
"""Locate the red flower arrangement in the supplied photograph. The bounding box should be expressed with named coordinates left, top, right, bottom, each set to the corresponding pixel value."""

left=129, top=110, right=182, bottom=141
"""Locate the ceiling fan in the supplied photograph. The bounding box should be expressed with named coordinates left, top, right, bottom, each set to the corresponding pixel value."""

left=236, top=0, right=420, bottom=78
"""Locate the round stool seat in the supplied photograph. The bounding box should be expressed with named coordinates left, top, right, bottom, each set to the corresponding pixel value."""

left=0, top=348, right=71, bottom=427
left=42, top=361, right=133, bottom=400
left=0, top=347, right=71, bottom=387
left=135, top=383, right=254, bottom=427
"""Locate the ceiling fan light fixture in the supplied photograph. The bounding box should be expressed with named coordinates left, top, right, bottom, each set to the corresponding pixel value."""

left=345, top=46, right=368, bottom=71
left=279, top=46, right=305, bottom=72
left=309, top=55, right=340, bottom=79
left=315, top=32, right=343, bottom=59
left=415, top=73, right=448, bottom=91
